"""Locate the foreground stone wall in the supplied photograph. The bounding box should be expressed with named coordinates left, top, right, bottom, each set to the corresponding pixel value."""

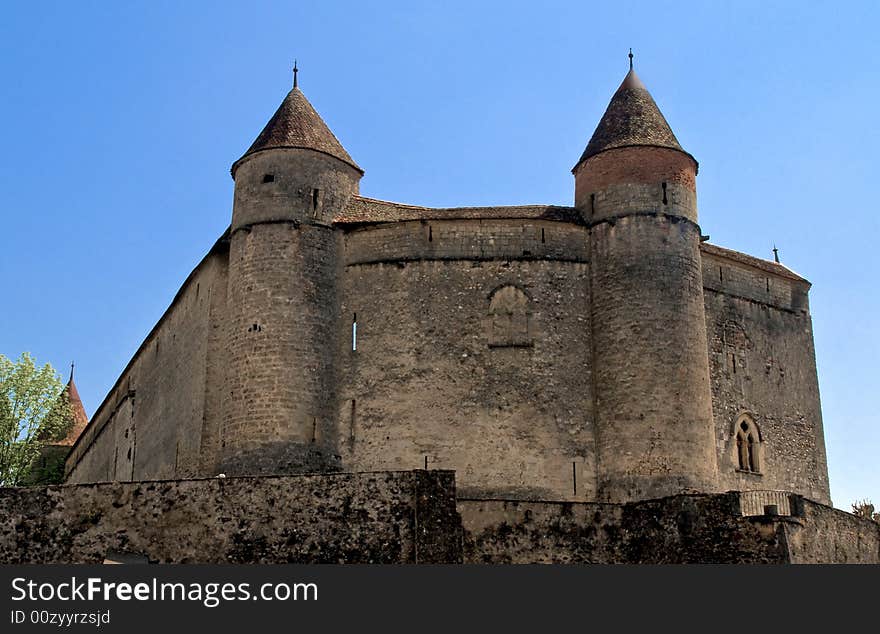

left=3, top=471, right=874, bottom=564
left=0, top=471, right=461, bottom=564
left=783, top=496, right=880, bottom=563
left=459, top=493, right=880, bottom=563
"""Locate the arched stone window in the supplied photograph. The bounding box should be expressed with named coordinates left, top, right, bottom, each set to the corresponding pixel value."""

left=488, top=285, right=532, bottom=348
left=735, top=415, right=762, bottom=474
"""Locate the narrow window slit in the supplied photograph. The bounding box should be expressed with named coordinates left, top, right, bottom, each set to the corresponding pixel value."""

left=661, top=182, right=668, bottom=205
left=428, top=226, right=433, bottom=242
left=262, top=174, right=274, bottom=183
left=352, top=313, right=358, bottom=351
left=541, top=228, right=545, bottom=243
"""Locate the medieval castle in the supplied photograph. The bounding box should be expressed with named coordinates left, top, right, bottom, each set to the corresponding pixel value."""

left=4, top=59, right=875, bottom=564
left=62, top=58, right=831, bottom=505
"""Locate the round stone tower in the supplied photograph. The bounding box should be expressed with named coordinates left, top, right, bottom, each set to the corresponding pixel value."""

left=220, top=70, right=362, bottom=475
left=574, top=61, right=718, bottom=501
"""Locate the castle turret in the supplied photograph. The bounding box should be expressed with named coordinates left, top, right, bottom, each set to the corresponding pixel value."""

left=58, top=364, right=89, bottom=447
left=575, top=58, right=718, bottom=501
left=220, top=68, right=362, bottom=475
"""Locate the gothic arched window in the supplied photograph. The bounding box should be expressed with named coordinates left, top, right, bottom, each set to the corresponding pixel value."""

left=488, top=285, right=532, bottom=348
left=735, top=415, right=762, bottom=474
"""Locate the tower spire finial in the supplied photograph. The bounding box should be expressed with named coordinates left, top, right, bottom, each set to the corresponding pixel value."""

left=293, top=59, right=298, bottom=88
left=628, top=48, right=633, bottom=70
left=772, top=244, right=780, bottom=263
left=69, top=361, right=75, bottom=383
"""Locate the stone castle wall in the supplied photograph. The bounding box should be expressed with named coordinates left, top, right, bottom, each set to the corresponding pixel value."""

left=63, top=214, right=829, bottom=505
left=343, top=218, right=587, bottom=264
left=701, top=249, right=830, bottom=503
left=338, top=218, right=594, bottom=500
left=458, top=493, right=879, bottom=564
left=66, top=244, right=230, bottom=484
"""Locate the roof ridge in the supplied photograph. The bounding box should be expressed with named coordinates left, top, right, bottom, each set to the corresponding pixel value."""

left=351, top=195, right=571, bottom=213
left=350, top=196, right=431, bottom=211
left=700, top=242, right=809, bottom=283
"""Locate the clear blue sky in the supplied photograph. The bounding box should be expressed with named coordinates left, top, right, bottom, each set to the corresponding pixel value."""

left=1, top=1, right=876, bottom=510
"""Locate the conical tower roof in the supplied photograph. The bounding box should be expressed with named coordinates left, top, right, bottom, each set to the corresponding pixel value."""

left=55, top=368, right=89, bottom=447
left=231, top=83, right=362, bottom=177
left=574, top=66, right=690, bottom=171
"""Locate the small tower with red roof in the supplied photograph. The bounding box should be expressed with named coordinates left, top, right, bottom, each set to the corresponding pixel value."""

left=574, top=54, right=719, bottom=502
left=221, top=66, right=363, bottom=476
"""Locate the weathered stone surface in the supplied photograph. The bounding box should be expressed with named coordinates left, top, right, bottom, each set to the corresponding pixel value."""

left=702, top=248, right=829, bottom=504
left=0, top=470, right=461, bottom=564
left=3, top=474, right=873, bottom=564
left=459, top=493, right=880, bottom=564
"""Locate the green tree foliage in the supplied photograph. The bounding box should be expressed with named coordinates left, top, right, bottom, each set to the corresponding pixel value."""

left=851, top=499, right=880, bottom=523
left=0, top=353, right=74, bottom=486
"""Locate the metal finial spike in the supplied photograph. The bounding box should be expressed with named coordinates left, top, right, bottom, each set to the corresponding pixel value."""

left=69, top=361, right=75, bottom=383
left=772, top=245, right=780, bottom=263
left=293, top=60, right=298, bottom=88
left=628, top=48, right=634, bottom=70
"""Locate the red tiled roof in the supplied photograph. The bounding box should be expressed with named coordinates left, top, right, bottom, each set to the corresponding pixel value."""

left=335, top=196, right=584, bottom=225
left=231, top=87, right=361, bottom=176
left=575, top=68, right=689, bottom=171
left=52, top=376, right=89, bottom=447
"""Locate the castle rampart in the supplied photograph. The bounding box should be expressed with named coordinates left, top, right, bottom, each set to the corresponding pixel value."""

left=342, top=217, right=589, bottom=265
